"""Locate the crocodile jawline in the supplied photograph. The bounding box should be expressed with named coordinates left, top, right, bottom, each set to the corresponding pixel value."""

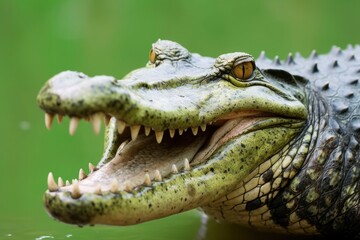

left=46, top=113, right=268, bottom=197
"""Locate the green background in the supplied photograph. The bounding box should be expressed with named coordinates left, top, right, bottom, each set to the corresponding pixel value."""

left=1, top=1, right=359, bottom=239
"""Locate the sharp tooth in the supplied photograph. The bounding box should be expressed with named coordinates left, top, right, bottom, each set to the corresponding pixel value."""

left=58, top=177, right=64, bottom=187
left=155, top=170, right=162, bottom=181
left=71, top=181, right=81, bottom=199
left=144, top=173, right=151, bottom=186
left=169, top=129, right=175, bottom=138
left=191, top=127, right=198, bottom=135
left=145, top=126, right=151, bottom=136
left=178, top=129, right=184, bottom=135
left=117, top=120, right=126, bottom=134
left=78, top=168, right=87, bottom=180
left=57, top=115, right=63, bottom=124
left=200, top=124, right=207, bottom=132
left=65, top=180, right=70, bottom=186
left=69, top=117, right=79, bottom=135
left=130, top=125, right=141, bottom=140
left=172, top=164, right=178, bottom=174
left=124, top=180, right=132, bottom=192
left=155, top=131, right=164, bottom=143
left=45, top=113, right=54, bottom=130
left=116, top=140, right=129, bottom=155
left=110, top=179, right=119, bottom=193
left=94, top=185, right=102, bottom=195
left=47, top=172, right=58, bottom=192
left=184, top=158, right=191, bottom=171
left=104, top=114, right=111, bottom=126
left=91, top=113, right=102, bottom=135
left=88, top=162, right=96, bottom=172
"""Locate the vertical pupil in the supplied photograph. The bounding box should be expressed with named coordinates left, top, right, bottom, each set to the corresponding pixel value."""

left=242, top=64, right=245, bottom=79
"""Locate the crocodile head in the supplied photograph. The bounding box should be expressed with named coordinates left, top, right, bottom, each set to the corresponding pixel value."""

left=37, top=40, right=307, bottom=226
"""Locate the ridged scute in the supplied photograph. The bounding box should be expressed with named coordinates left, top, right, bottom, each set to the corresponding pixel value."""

left=257, top=44, right=360, bottom=123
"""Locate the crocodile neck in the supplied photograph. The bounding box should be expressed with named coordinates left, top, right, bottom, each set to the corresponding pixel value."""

left=200, top=86, right=329, bottom=234
left=203, top=83, right=360, bottom=237
left=287, top=84, right=360, bottom=237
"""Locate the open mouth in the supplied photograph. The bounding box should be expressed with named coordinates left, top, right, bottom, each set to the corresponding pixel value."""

left=45, top=112, right=265, bottom=198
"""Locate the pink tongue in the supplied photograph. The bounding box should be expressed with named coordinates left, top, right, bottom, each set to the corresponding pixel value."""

left=192, top=117, right=265, bottom=165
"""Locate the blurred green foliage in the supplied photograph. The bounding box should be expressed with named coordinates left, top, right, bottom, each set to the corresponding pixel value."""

left=0, top=0, right=359, bottom=239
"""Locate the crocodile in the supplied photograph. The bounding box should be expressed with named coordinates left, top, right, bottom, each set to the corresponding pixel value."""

left=37, top=40, right=360, bottom=238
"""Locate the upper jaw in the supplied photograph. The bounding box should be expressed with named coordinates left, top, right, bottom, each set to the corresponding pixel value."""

left=38, top=65, right=307, bottom=136
left=37, top=68, right=219, bottom=131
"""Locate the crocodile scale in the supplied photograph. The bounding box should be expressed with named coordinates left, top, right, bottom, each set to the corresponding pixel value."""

left=203, top=46, right=360, bottom=237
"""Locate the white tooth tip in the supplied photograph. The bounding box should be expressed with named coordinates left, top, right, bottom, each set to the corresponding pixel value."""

left=110, top=179, right=119, bottom=193
left=45, top=113, right=54, bottom=130
left=65, top=180, right=70, bottom=186
left=69, top=117, right=79, bottom=135
left=145, top=126, right=151, bottom=136
left=91, top=114, right=102, bottom=135
left=116, top=140, right=129, bottom=155
left=88, top=162, right=96, bottom=172
left=71, top=181, right=81, bottom=199
left=130, top=125, right=141, bottom=141
left=47, top=172, right=58, bottom=192
left=200, top=124, right=207, bottom=132
left=117, top=120, right=127, bottom=134
left=172, top=164, right=178, bottom=174
left=144, top=173, right=151, bottom=186
left=79, top=168, right=87, bottom=180
left=58, top=177, right=64, bottom=187
left=155, top=170, right=162, bottom=181
left=184, top=158, right=191, bottom=171
left=178, top=129, right=184, bottom=135
left=155, top=131, right=164, bottom=144
left=191, top=127, right=198, bottom=135
left=169, top=129, right=175, bottom=138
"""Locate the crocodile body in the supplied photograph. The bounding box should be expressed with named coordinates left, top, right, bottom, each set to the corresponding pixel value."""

left=37, top=40, right=360, bottom=238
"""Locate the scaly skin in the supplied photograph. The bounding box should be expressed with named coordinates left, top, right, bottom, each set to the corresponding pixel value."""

left=37, top=40, right=360, bottom=238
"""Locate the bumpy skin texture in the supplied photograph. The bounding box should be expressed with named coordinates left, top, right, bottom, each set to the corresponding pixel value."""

left=253, top=47, right=360, bottom=237
left=37, top=41, right=360, bottom=238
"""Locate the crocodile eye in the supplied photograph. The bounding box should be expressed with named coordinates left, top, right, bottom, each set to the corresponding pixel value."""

left=232, top=61, right=255, bottom=80
left=149, top=49, right=156, bottom=64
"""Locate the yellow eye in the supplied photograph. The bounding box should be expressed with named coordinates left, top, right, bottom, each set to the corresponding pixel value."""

left=149, top=49, right=156, bottom=64
left=232, top=61, right=255, bottom=80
